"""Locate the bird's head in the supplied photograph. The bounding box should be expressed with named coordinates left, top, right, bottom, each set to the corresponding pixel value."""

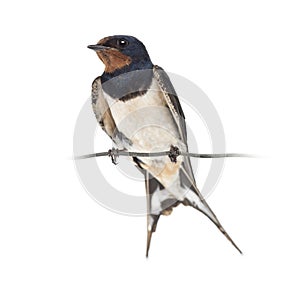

left=88, top=35, right=153, bottom=74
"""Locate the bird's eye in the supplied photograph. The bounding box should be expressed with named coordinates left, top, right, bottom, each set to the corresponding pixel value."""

left=117, top=39, right=129, bottom=47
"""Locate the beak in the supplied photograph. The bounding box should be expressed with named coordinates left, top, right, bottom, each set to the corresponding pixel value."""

left=87, top=44, right=111, bottom=51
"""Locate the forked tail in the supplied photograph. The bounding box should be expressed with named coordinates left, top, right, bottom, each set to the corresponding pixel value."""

left=180, top=166, right=242, bottom=254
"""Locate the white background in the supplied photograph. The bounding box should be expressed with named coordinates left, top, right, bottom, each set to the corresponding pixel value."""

left=1, top=0, right=300, bottom=283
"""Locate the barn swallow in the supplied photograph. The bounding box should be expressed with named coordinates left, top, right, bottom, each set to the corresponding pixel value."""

left=88, top=35, right=242, bottom=256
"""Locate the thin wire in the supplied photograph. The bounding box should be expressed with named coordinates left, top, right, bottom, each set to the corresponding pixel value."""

left=75, top=149, right=255, bottom=160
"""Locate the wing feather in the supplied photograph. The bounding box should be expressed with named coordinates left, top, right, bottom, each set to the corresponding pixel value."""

left=153, top=66, right=242, bottom=254
left=92, top=76, right=118, bottom=139
left=153, top=66, right=196, bottom=185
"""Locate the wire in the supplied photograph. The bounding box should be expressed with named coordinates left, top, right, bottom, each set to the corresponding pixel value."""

left=74, top=146, right=255, bottom=164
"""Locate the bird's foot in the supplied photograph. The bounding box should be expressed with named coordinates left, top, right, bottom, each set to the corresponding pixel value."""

left=108, top=147, right=119, bottom=165
left=168, top=145, right=180, bottom=163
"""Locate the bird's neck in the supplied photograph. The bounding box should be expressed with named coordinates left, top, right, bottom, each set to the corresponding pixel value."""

left=100, top=58, right=154, bottom=101
left=101, top=58, right=153, bottom=83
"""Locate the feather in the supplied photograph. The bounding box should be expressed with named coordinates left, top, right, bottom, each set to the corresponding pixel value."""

left=153, top=66, right=242, bottom=254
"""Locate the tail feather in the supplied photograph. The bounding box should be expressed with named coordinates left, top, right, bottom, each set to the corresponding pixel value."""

left=180, top=166, right=242, bottom=254
left=143, top=161, right=242, bottom=257
left=144, top=170, right=180, bottom=257
left=146, top=214, right=160, bottom=258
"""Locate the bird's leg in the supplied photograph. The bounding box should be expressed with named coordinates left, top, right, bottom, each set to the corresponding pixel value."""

left=168, top=145, right=180, bottom=163
left=108, top=147, right=119, bottom=164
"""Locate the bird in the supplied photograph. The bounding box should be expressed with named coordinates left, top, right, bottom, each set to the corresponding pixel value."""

left=88, top=35, right=242, bottom=257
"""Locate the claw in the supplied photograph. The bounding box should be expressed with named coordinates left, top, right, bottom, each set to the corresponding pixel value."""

left=108, top=147, right=119, bottom=165
left=168, top=145, right=180, bottom=163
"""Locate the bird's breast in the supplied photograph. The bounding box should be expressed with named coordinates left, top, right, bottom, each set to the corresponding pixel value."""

left=103, top=78, right=182, bottom=153
left=103, top=78, right=186, bottom=189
